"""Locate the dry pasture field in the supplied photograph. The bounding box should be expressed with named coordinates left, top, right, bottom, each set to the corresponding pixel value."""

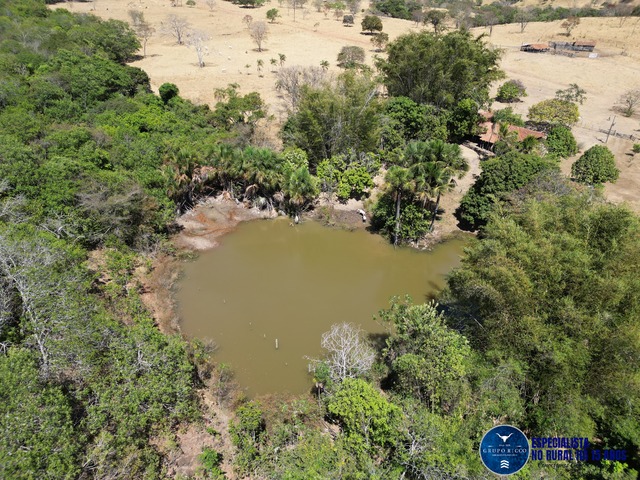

left=61, top=0, right=640, bottom=210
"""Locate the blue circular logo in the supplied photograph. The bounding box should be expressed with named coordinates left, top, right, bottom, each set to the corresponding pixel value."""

left=479, top=425, right=530, bottom=475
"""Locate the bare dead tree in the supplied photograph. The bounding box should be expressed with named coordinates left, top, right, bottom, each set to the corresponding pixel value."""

left=128, top=9, right=145, bottom=27
left=347, top=0, right=361, bottom=16
left=135, top=22, right=155, bottom=57
left=517, top=8, right=533, bottom=34
left=617, top=88, right=640, bottom=117
left=561, top=16, right=580, bottom=37
left=249, top=21, right=269, bottom=52
left=162, top=14, right=191, bottom=45
left=615, top=4, right=633, bottom=27
left=484, top=10, right=497, bottom=36
left=205, top=0, right=216, bottom=11
left=320, top=323, right=375, bottom=382
left=290, top=0, right=308, bottom=22
left=275, top=65, right=329, bottom=111
left=186, top=30, right=210, bottom=68
left=0, top=231, right=92, bottom=378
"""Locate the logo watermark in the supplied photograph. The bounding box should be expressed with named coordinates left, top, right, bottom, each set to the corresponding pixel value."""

left=479, top=425, right=530, bottom=475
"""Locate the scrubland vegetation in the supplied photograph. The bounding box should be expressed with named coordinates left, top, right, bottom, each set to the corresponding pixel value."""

left=1, top=0, right=639, bottom=478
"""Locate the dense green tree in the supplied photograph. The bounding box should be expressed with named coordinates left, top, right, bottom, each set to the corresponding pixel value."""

left=0, top=6, right=216, bottom=478
left=159, top=82, right=180, bottom=104
left=373, top=139, right=467, bottom=243
left=424, top=9, right=448, bottom=34
left=211, top=84, right=266, bottom=137
left=528, top=98, right=579, bottom=127
left=284, top=164, right=319, bottom=217
left=381, top=96, right=448, bottom=150
left=67, top=18, right=140, bottom=63
left=372, top=195, right=430, bottom=244
left=266, top=7, right=280, bottom=22
left=376, top=30, right=503, bottom=108
left=393, top=399, right=483, bottom=478
left=571, top=145, right=619, bottom=185
left=34, top=49, right=148, bottom=110
left=327, top=378, right=402, bottom=455
left=379, top=298, right=471, bottom=412
left=496, top=79, right=527, bottom=103
left=456, top=151, right=558, bottom=230
left=406, top=139, right=468, bottom=230
left=446, top=192, right=640, bottom=456
left=545, top=125, right=578, bottom=158
left=361, top=15, right=383, bottom=33
left=0, top=349, right=81, bottom=479
left=447, top=97, right=483, bottom=142
left=384, top=165, right=413, bottom=245
left=374, top=0, right=420, bottom=19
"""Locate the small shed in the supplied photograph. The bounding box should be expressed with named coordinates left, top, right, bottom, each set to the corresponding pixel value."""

left=572, top=40, right=596, bottom=52
left=520, top=43, right=550, bottom=53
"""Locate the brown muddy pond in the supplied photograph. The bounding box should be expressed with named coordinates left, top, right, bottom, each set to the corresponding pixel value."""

left=177, top=218, right=469, bottom=397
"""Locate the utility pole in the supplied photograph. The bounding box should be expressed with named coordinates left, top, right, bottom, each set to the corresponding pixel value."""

left=605, top=115, right=617, bottom=143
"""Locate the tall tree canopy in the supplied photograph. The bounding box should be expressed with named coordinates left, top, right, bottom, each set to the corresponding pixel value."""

left=445, top=191, right=640, bottom=457
left=456, top=151, right=559, bottom=230
left=282, top=71, right=382, bottom=167
left=376, top=30, right=503, bottom=108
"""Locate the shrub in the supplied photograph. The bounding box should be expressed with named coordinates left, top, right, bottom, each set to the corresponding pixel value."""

left=159, top=83, right=179, bottom=104
left=336, top=166, right=374, bottom=200
left=571, top=145, right=619, bottom=185
left=492, top=107, right=524, bottom=126
left=545, top=126, right=578, bottom=158
left=198, top=448, right=226, bottom=479
left=496, top=79, right=527, bottom=103
left=266, top=8, right=280, bottom=22
left=337, top=45, right=365, bottom=68
left=361, top=15, right=383, bottom=33
left=456, top=151, right=558, bottom=230
left=528, top=98, right=579, bottom=127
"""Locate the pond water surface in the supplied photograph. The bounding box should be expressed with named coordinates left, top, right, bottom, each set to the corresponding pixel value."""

left=177, top=218, right=469, bottom=396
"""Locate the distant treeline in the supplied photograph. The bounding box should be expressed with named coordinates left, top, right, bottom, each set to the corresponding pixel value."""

left=373, top=0, right=640, bottom=24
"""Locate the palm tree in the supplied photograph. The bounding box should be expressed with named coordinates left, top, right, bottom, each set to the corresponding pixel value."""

left=406, top=140, right=468, bottom=231
left=495, top=122, right=518, bottom=154
left=210, top=144, right=241, bottom=196
left=243, top=147, right=281, bottom=201
left=385, top=165, right=413, bottom=246
left=164, top=147, right=201, bottom=211
left=285, top=165, right=318, bottom=220
left=423, top=162, right=456, bottom=231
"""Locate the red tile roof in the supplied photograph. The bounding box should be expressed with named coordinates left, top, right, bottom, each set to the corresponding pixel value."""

left=478, top=122, right=546, bottom=144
